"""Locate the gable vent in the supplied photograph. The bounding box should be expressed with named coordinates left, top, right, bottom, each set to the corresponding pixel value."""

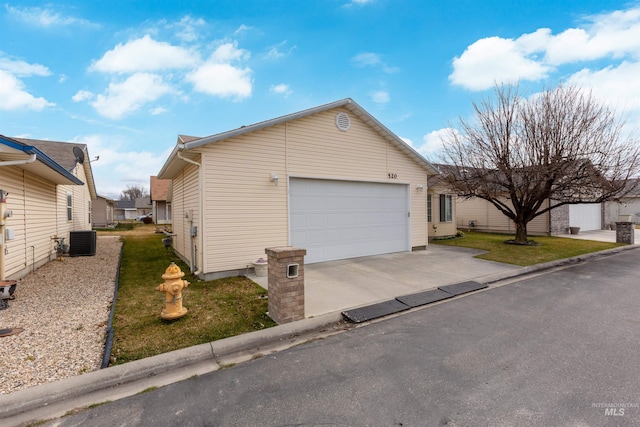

left=335, top=112, right=351, bottom=131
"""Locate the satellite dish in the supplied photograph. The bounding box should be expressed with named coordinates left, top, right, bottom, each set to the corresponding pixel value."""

left=73, top=146, right=85, bottom=164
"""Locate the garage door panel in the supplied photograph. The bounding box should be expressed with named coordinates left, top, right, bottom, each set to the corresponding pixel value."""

left=569, top=204, right=602, bottom=231
left=290, top=178, right=409, bottom=263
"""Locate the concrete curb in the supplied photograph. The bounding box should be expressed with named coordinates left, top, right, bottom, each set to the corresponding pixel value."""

left=1, top=243, right=637, bottom=421
left=0, top=312, right=343, bottom=419
left=476, top=243, right=640, bottom=285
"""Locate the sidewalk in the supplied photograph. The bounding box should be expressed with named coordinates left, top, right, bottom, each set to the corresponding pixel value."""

left=2, top=239, right=639, bottom=426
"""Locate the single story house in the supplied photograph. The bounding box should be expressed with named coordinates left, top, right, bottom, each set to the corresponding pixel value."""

left=606, top=179, right=640, bottom=225
left=92, top=195, right=116, bottom=228
left=150, top=176, right=171, bottom=225
left=426, top=174, right=458, bottom=240
left=454, top=193, right=607, bottom=235
left=0, top=135, right=97, bottom=280
left=114, top=200, right=136, bottom=220
left=158, top=98, right=442, bottom=279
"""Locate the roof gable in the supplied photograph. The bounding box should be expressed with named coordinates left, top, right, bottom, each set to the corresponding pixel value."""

left=0, top=135, right=85, bottom=186
left=150, top=176, right=170, bottom=201
left=159, top=98, right=438, bottom=178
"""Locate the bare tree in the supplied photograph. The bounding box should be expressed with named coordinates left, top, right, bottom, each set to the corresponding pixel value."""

left=119, top=184, right=148, bottom=201
left=440, top=83, right=640, bottom=244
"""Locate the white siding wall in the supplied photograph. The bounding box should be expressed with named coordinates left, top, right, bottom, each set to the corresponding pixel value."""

left=427, top=183, right=458, bottom=240
left=456, top=197, right=550, bottom=235
left=192, top=107, right=431, bottom=275
left=1, top=163, right=94, bottom=279
left=2, top=167, right=57, bottom=278
left=170, top=162, right=200, bottom=270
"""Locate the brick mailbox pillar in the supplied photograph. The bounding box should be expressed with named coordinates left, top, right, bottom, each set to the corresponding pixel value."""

left=615, top=222, right=635, bottom=244
left=265, top=246, right=306, bottom=324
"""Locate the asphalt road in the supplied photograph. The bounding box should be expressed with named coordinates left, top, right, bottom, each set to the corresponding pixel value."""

left=47, top=249, right=640, bottom=427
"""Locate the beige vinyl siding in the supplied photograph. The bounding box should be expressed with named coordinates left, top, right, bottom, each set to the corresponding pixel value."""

left=171, top=161, right=200, bottom=269
left=194, top=107, right=431, bottom=274
left=24, top=172, right=58, bottom=269
left=456, top=197, right=550, bottom=235
left=2, top=167, right=58, bottom=279
left=200, top=126, right=288, bottom=273
left=427, top=183, right=458, bottom=240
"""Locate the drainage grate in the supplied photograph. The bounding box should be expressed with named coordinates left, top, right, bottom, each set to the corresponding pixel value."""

left=438, top=281, right=487, bottom=296
left=396, top=289, right=454, bottom=308
left=342, top=299, right=410, bottom=323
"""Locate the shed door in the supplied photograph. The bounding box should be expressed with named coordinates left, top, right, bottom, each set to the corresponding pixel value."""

left=569, top=203, right=602, bottom=231
left=289, top=178, right=409, bottom=264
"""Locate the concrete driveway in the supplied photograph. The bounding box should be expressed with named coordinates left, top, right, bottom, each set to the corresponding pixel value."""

left=250, top=228, right=639, bottom=318
left=251, top=245, right=518, bottom=317
left=557, top=228, right=640, bottom=243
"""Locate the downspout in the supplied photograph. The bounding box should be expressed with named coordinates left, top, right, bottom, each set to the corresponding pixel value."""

left=0, top=153, right=37, bottom=167
left=176, top=150, right=202, bottom=275
left=0, top=154, right=37, bottom=280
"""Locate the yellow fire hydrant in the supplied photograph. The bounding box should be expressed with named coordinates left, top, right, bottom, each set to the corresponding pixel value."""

left=156, top=262, right=190, bottom=320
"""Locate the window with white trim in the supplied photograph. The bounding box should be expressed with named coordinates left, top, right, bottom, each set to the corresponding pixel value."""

left=427, top=194, right=432, bottom=223
left=439, top=194, right=453, bottom=222
left=66, top=193, right=73, bottom=221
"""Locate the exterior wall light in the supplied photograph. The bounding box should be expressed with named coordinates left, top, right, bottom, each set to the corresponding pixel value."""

left=416, top=184, right=425, bottom=191
left=271, top=173, right=279, bottom=186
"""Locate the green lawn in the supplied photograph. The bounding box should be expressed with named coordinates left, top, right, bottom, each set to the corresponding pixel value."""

left=108, top=231, right=275, bottom=365
left=431, top=231, right=624, bottom=266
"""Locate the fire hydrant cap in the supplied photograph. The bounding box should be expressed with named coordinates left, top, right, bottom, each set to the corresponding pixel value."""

left=162, top=262, right=185, bottom=280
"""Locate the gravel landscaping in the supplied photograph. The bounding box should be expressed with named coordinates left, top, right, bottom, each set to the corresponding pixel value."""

left=0, top=236, right=122, bottom=395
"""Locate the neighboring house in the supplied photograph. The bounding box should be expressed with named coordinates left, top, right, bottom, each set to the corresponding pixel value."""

left=158, top=98, right=440, bottom=279
left=150, top=176, right=171, bottom=225
left=453, top=192, right=606, bottom=235
left=606, top=179, right=640, bottom=225
left=0, top=135, right=97, bottom=280
left=92, top=195, right=116, bottom=228
left=426, top=174, right=458, bottom=240
left=432, top=162, right=608, bottom=235
left=134, top=196, right=152, bottom=218
left=114, top=200, right=136, bottom=220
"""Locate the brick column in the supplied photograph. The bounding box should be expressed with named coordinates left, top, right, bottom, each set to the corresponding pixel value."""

left=265, top=246, right=306, bottom=324
left=615, top=222, right=635, bottom=244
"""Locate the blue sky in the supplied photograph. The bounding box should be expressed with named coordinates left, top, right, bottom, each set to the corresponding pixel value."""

left=2, top=0, right=639, bottom=199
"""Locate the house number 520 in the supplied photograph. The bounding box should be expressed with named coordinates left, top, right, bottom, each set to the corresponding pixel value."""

left=387, top=173, right=398, bottom=179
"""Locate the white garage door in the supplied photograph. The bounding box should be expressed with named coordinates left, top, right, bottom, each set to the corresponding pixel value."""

left=569, top=204, right=602, bottom=231
left=289, top=178, right=409, bottom=264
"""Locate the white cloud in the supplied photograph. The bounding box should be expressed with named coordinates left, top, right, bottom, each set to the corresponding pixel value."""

left=450, top=36, right=551, bottom=90
left=545, top=8, right=640, bottom=64
left=5, top=4, right=98, bottom=28
left=352, top=52, right=399, bottom=73
left=170, top=15, right=206, bottom=42
left=90, top=35, right=198, bottom=73
left=419, top=128, right=460, bottom=157
left=187, top=43, right=253, bottom=100
left=264, top=41, right=295, bottom=60
left=270, top=83, right=292, bottom=96
left=150, top=106, right=168, bottom=115
left=188, top=63, right=252, bottom=99
left=208, top=42, right=250, bottom=63
left=344, top=0, right=375, bottom=7
left=72, top=90, right=94, bottom=102
left=0, top=56, right=51, bottom=77
left=234, top=24, right=254, bottom=36
left=371, top=90, right=390, bottom=104
left=79, top=134, right=173, bottom=198
left=450, top=6, right=640, bottom=91
left=90, top=73, right=175, bottom=119
left=568, top=61, right=640, bottom=111
left=0, top=69, right=54, bottom=111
